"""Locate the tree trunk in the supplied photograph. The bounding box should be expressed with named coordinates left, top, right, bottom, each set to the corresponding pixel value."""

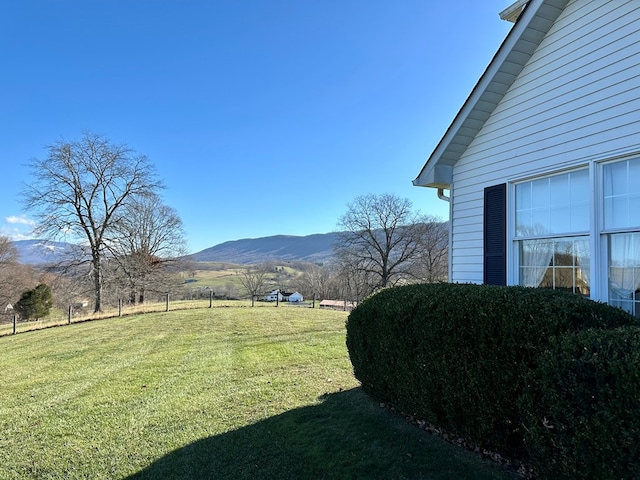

left=93, top=258, right=103, bottom=313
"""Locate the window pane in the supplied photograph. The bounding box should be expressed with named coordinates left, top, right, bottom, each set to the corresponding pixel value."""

left=531, top=208, right=550, bottom=234
left=630, top=194, right=640, bottom=229
left=550, top=206, right=570, bottom=233
left=570, top=170, right=589, bottom=231
left=603, top=159, right=640, bottom=230
left=604, top=161, right=627, bottom=197
left=604, top=195, right=629, bottom=230
left=519, top=239, right=553, bottom=287
left=574, top=239, right=591, bottom=296
left=516, top=213, right=532, bottom=236
left=550, top=174, right=569, bottom=206
left=532, top=178, right=550, bottom=208
left=571, top=202, right=589, bottom=232
left=515, top=169, right=588, bottom=237
left=630, top=160, right=640, bottom=195
left=554, top=267, right=575, bottom=293
left=518, top=237, right=589, bottom=296
left=608, top=233, right=640, bottom=316
left=553, top=239, right=574, bottom=266
left=516, top=182, right=532, bottom=210
left=571, top=169, right=589, bottom=193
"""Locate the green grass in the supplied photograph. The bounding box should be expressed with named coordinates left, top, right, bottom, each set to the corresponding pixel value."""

left=0, top=308, right=516, bottom=479
left=184, top=265, right=245, bottom=292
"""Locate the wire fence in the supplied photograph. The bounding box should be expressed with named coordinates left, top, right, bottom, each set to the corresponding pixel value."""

left=0, top=294, right=319, bottom=338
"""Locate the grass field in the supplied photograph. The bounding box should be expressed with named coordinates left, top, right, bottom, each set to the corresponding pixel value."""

left=0, top=307, right=516, bottom=479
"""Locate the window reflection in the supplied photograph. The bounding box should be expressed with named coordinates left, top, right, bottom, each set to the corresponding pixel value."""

left=604, top=158, right=640, bottom=230
left=608, top=232, right=640, bottom=316
left=516, top=169, right=589, bottom=236
left=519, top=237, right=590, bottom=296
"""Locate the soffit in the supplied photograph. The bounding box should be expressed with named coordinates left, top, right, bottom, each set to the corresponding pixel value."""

left=413, top=0, right=570, bottom=188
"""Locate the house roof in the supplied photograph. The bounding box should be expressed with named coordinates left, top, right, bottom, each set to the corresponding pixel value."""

left=413, top=0, right=570, bottom=189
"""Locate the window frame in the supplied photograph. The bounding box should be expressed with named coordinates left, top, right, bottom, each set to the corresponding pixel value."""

left=598, top=157, right=640, bottom=314
left=507, top=154, right=640, bottom=310
left=509, top=165, right=592, bottom=296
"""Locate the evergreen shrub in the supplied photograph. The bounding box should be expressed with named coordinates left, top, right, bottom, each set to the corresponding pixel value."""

left=345, top=283, right=639, bottom=465
left=14, top=283, right=53, bottom=321
left=521, top=327, right=640, bottom=479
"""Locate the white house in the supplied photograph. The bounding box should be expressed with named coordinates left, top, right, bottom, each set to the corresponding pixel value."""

left=414, top=0, right=640, bottom=317
left=288, top=291, right=304, bottom=303
left=265, top=290, right=283, bottom=302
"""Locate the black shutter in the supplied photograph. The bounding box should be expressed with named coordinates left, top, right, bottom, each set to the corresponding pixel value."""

left=484, top=183, right=506, bottom=286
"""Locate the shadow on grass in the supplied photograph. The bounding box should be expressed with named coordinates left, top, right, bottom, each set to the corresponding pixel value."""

left=127, top=388, right=516, bottom=480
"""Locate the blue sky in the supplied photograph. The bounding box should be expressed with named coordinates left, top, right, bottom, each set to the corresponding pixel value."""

left=0, top=1, right=513, bottom=254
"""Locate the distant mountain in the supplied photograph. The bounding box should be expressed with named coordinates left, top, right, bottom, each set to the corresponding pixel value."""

left=189, top=233, right=339, bottom=264
left=12, top=233, right=339, bottom=266
left=12, top=239, right=78, bottom=265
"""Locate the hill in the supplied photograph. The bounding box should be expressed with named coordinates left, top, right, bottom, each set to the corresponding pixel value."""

left=12, top=239, right=79, bottom=265
left=188, top=233, right=338, bottom=264
left=12, top=233, right=339, bottom=266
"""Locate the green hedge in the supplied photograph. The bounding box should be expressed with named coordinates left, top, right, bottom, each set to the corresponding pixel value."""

left=345, top=283, right=640, bottom=474
left=521, top=327, right=640, bottom=479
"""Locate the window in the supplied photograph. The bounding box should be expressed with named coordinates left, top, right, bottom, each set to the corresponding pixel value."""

left=512, top=157, right=640, bottom=312
left=515, top=169, right=589, bottom=296
left=603, top=158, right=640, bottom=316
left=519, top=237, right=590, bottom=295
left=604, top=159, right=640, bottom=230
left=608, top=233, right=640, bottom=316
left=516, top=169, right=589, bottom=236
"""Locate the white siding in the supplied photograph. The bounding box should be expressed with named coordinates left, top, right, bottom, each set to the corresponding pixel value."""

left=450, top=0, right=640, bottom=284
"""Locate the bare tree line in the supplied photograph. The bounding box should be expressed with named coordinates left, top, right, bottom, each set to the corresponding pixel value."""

left=4, top=132, right=447, bottom=318
left=237, top=193, right=449, bottom=305
left=332, top=193, right=448, bottom=302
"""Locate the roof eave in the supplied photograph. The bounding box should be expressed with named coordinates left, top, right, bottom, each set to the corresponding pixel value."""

left=413, top=0, right=569, bottom=189
left=500, top=0, right=529, bottom=23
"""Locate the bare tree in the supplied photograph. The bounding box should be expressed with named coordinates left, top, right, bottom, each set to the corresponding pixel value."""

left=107, top=193, right=187, bottom=304
left=0, top=237, right=17, bottom=265
left=299, top=263, right=337, bottom=301
left=22, top=131, right=163, bottom=312
left=335, top=257, right=376, bottom=305
left=334, top=193, right=428, bottom=294
left=411, top=219, right=449, bottom=283
left=239, top=265, right=269, bottom=306
left=0, top=238, right=26, bottom=314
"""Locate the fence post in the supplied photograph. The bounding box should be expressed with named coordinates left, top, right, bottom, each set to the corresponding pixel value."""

left=166, top=294, right=169, bottom=312
left=68, top=305, right=72, bottom=325
left=13, top=315, right=16, bottom=335
left=119, top=298, right=122, bottom=317
left=209, top=290, right=213, bottom=308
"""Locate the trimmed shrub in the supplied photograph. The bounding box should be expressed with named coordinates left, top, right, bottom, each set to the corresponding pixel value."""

left=346, top=283, right=638, bottom=462
left=521, top=327, right=640, bottom=479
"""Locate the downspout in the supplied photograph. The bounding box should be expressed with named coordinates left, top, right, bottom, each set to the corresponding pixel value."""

left=437, top=188, right=450, bottom=202
left=436, top=187, right=452, bottom=284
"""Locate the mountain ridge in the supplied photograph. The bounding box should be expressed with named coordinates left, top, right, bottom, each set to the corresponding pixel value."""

left=12, top=239, right=79, bottom=265
left=187, top=232, right=338, bottom=264
left=12, top=233, right=339, bottom=266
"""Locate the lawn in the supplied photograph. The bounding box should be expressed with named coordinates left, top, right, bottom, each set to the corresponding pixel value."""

left=0, top=307, right=516, bottom=479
